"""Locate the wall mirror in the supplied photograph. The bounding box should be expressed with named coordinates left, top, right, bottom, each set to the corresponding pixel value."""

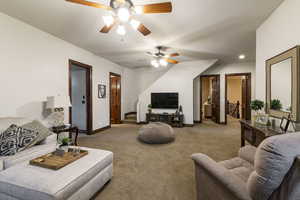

left=266, top=46, right=300, bottom=122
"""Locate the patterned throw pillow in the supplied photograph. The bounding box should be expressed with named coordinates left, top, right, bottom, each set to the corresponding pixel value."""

left=0, top=124, right=38, bottom=156
left=21, top=120, right=53, bottom=147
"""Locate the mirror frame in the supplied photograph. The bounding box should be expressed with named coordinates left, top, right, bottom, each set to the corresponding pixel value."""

left=266, top=46, right=300, bottom=122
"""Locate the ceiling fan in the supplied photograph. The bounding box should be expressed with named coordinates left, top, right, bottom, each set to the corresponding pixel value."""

left=147, top=46, right=180, bottom=68
left=65, top=0, right=173, bottom=36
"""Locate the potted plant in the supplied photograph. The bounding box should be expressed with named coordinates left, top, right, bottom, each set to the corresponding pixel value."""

left=148, top=104, right=152, bottom=113
left=271, top=99, right=282, bottom=110
left=250, top=99, right=264, bottom=122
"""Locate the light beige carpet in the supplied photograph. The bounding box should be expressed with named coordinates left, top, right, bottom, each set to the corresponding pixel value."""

left=78, top=119, right=241, bottom=200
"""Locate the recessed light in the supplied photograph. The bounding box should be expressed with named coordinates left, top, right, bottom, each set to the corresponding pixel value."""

left=239, top=54, right=246, bottom=60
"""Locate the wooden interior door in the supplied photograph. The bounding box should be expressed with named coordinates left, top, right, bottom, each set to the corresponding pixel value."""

left=110, top=74, right=121, bottom=124
left=241, top=79, right=247, bottom=119
left=241, top=75, right=251, bottom=120
left=211, top=76, right=220, bottom=123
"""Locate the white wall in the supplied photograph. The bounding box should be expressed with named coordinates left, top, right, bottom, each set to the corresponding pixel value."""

left=137, top=59, right=218, bottom=125
left=135, top=67, right=170, bottom=95
left=122, top=68, right=139, bottom=113
left=202, top=62, right=256, bottom=122
left=256, top=0, right=299, bottom=104
left=0, top=12, right=136, bottom=130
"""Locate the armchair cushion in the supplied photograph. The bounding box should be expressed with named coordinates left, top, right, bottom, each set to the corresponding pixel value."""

left=247, top=133, right=300, bottom=200
left=219, top=157, right=254, bottom=182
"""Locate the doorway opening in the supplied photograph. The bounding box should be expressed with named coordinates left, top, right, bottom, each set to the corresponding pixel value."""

left=225, top=73, right=251, bottom=124
left=69, top=60, right=93, bottom=134
left=200, top=75, right=221, bottom=124
left=109, top=72, right=122, bottom=124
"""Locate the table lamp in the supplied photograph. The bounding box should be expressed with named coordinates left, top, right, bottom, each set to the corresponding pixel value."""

left=46, top=95, right=72, bottom=128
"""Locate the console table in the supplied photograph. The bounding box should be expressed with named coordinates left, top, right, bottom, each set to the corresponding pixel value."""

left=240, top=120, right=285, bottom=147
left=146, top=113, right=184, bottom=128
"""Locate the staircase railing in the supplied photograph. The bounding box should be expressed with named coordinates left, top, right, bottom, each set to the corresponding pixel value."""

left=227, top=101, right=240, bottom=119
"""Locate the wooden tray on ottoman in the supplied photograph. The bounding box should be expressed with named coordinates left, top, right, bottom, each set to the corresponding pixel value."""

left=30, top=149, right=88, bottom=170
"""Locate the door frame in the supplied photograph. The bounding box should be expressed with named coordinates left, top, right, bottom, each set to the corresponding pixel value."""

left=69, top=59, right=93, bottom=134
left=200, top=74, right=221, bottom=124
left=225, top=72, right=251, bottom=125
left=109, top=72, right=122, bottom=125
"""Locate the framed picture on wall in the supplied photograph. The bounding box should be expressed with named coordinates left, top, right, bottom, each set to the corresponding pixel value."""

left=98, top=84, right=106, bottom=99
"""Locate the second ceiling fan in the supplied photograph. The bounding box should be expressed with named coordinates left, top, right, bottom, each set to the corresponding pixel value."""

left=66, top=0, right=173, bottom=36
left=147, top=46, right=180, bottom=68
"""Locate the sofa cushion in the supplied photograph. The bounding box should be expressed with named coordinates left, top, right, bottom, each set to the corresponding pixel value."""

left=0, top=147, right=113, bottom=200
left=0, top=118, right=33, bottom=133
left=0, top=125, right=38, bottom=156
left=3, top=134, right=57, bottom=169
left=21, top=120, right=53, bottom=146
left=247, top=132, right=300, bottom=200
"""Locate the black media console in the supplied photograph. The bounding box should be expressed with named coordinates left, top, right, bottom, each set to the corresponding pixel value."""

left=146, top=113, right=184, bottom=128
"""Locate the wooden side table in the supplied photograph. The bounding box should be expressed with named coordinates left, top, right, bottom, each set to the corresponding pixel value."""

left=51, top=125, right=79, bottom=146
left=240, top=120, right=284, bottom=147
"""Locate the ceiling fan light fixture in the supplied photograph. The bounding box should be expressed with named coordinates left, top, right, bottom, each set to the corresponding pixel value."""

left=118, top=7, right=130, bottom=22
left=103, top=16, right=115, bottom=26
left=130, top=19, right=141, bottom=30
left=134, top=6, right=143, bottom=14
left=159, top=58, right=168, bottom=67
left=116, top=25, right=126, bottom=35
left=151, top=60, right=159, bottom=68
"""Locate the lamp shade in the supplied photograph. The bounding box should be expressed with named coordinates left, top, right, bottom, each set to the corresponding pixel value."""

left=46, top=95, right=72, bottom=109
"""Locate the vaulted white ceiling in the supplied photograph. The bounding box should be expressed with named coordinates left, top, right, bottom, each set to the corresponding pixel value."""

left=0, top=0, right=283, bottom=68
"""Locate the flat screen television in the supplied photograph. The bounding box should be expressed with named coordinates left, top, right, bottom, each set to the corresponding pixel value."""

left=151, top=93, right=178, bottom=109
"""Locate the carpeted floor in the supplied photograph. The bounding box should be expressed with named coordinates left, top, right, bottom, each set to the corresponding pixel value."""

left=78, top=118, right=241, bottom=200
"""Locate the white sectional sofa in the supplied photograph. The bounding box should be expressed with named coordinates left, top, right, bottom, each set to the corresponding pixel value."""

left=0, top=117, right=113, bottom=200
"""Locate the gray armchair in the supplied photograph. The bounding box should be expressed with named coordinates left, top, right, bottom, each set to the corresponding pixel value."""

left=192, top=133, right=300, bottom=200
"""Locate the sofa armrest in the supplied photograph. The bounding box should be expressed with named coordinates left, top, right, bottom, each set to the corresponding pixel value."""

left=238, top=145, right=256, bottom=165
left=191, top=153, right=251, bottom=200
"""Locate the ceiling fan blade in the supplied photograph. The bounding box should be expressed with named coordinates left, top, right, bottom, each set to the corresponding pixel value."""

left=146, top=52, right=154, bottom=56
left=137, top=24, right=151, bottom=36
left=65, top=0, right=111, bottom=10
left=169, top=53, right=180, bottom=57
left=139, top=2, right=172, bottom=14
left=165, top=58, right=179, bottom=64
left=99, top=23, right=116, bottom=33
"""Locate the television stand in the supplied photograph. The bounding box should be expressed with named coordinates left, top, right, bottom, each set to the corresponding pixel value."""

left=146, top=113, right=184, bottom=128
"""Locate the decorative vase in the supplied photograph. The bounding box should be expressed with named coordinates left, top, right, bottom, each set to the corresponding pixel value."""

left=252, top=114, right=258, bottom=123
left=59, top=144, right=69, bottom=152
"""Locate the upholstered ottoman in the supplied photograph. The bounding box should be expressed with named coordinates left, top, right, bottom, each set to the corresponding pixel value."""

left=0, top=147, right=113, bottom=200
left=138, top=122, right=175, bottom=144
